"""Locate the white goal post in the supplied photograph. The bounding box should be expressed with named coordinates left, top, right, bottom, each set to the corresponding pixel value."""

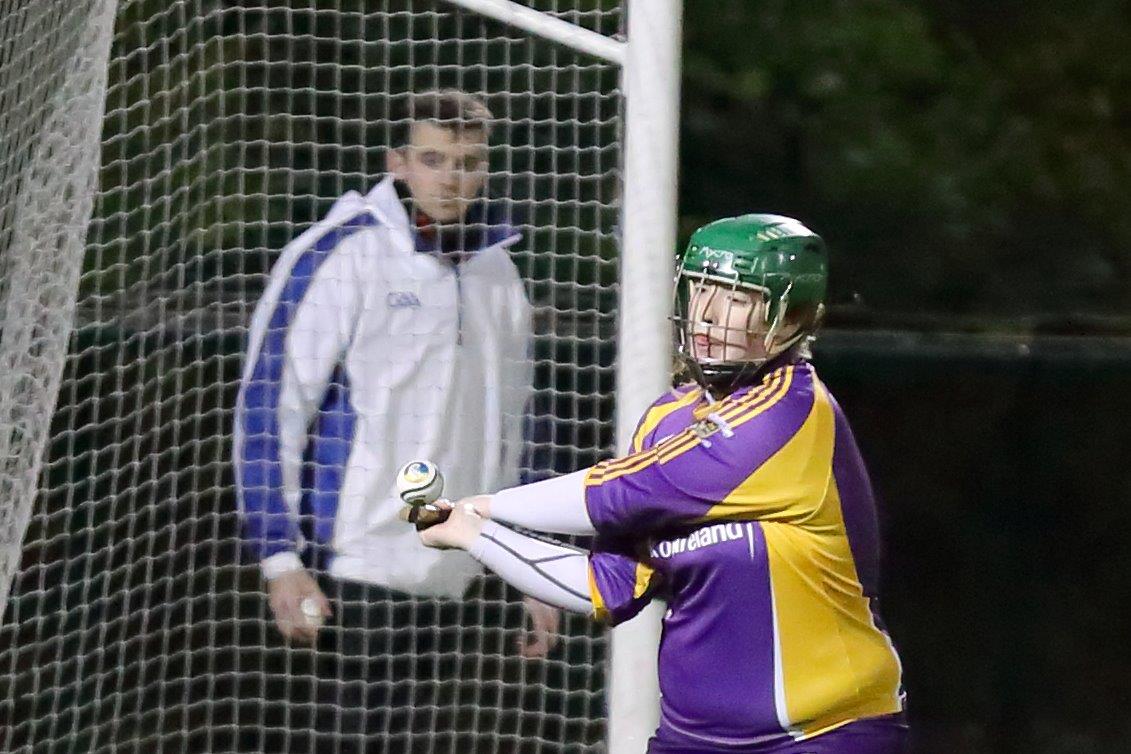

left=448, top=2, right=683, bottom=751
left=0, top=1, right=681, bottom=751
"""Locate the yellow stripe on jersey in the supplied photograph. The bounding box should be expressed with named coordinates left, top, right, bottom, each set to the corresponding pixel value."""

left=654, top=369, right=794, bottom=474
left=719, top=367, right=795, bottom=434
left=764, top=523, right=903, bottom=737
left=590, top=426, right=704, bottom=484
left=585, top=429, right=696, bottom=485
left=595, top=421, right=697, bottom=477
left=631, top=387, right=703, bottom=452
left=604, top=371, right=784, bottom=475
left=587, top=445, right=665, bottom=485
left=716, top=367, right=793, bottom=426
left=586, top=368, right=795, bottom=488
left=591, top=437, right=670, bottom=478
left=633, top=561, right=657, bottom=599
left=588, top=564, right=609, bottom=623
left=654, top=430, right=700, bottom=463
left=703, top=368, right=821, bottom=525
left=753, top=386, right=902, bottom=736
left=587, top=559, right=658, bottom=624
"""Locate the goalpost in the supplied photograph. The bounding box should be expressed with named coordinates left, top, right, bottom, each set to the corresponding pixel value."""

left=0, top=1, right=680, bottom=751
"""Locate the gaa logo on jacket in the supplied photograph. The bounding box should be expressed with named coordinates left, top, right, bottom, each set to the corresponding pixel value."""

left=386, top=291, right=422, bottom=308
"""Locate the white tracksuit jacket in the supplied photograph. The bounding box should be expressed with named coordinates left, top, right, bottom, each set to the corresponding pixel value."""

left=234, top=177, right=532, bottom=598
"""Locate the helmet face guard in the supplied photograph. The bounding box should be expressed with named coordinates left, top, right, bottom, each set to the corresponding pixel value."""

left=672, top=214, right=828, bottom=390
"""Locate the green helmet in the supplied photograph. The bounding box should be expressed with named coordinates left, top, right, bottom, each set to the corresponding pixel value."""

left=674, top=214, right=828, bottom=387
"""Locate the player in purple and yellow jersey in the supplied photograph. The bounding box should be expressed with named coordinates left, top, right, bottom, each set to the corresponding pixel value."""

left=407, top=214, right=908, bottom=753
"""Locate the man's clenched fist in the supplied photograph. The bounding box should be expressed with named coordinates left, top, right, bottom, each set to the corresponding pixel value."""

left=267, top=569, right=331, bottom=644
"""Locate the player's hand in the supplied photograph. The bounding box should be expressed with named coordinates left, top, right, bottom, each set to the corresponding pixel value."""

left=417, top=500, right=485, bottom=550
left=519, top=597, right=561, bottom=659
left=460, top=494, right=492, bottom=519
left=266, top=569, right=330, bottom=645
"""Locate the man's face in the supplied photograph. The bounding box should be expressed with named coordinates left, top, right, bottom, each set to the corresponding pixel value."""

left=686, top=280, right=769, bottom=362
left=388, top=122, right=489, bottom=223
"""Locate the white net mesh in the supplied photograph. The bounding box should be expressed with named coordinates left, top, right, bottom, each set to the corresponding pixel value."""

left=1, top=1, right=623, bottom=750
left=0, top=0, right=116, bottom=631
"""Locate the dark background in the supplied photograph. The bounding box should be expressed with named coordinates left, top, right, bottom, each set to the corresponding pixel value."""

left=2, top=1, right=1131, bottom=752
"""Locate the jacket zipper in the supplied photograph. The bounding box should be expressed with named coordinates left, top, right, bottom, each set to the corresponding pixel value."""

left=453, top=262, right=464, bottom=346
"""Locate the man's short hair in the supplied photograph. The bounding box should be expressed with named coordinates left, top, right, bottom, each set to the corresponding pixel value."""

left=389, top=90, right=493, bottom=148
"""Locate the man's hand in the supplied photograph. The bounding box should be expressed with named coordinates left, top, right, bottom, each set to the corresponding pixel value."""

left=519, top=597, right=561, bottom=659
left=266, top=569, right=331, bottom=645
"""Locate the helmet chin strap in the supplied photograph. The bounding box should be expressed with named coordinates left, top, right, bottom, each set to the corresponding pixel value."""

left=694, top=341, right=806, bottom=395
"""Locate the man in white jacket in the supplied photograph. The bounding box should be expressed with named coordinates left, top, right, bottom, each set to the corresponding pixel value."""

left=235, top=90, right=558, bottom=750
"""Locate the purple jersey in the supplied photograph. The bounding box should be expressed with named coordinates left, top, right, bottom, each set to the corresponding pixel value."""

left=585, top=359, right=904, bottom=749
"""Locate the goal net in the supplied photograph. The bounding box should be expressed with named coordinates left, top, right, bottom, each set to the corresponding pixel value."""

left=1, top=1, right=624, bottom=750
left=0, top=0, right=116, bottom=640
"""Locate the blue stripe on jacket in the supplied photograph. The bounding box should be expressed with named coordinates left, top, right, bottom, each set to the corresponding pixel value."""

left=304, top=365, right=356, bottom=550
left=237, top=212, right=376, bottom=563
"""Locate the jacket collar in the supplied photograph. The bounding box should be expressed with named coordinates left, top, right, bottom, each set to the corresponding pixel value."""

left=365, top=176, right=520, bottom=259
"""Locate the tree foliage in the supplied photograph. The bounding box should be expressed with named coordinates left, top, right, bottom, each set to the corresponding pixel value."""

left=682, top=0, right=1131, bottom=327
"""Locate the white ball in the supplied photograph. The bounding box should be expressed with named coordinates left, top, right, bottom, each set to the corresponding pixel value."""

left=395, top=459, right=445, bottom=506
left=300, top=597, right=324, bottom=628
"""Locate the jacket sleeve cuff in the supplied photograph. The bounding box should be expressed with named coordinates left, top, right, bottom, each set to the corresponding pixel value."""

left=261, top=550, right=304, bottom=580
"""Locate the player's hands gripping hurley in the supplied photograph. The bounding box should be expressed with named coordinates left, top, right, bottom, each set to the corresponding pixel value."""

left=396, top=460, right=451, bottom=530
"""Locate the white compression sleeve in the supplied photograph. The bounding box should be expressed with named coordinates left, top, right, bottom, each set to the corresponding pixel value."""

left=469, top=521, right=592, bottom=614
left=488, top=469, right=594, bottom=535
